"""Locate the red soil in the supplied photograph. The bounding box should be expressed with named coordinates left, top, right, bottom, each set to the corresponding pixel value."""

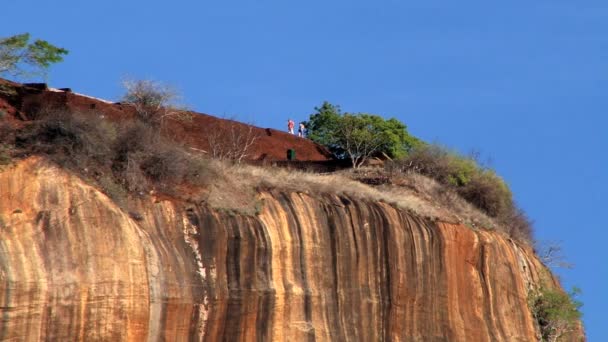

left=0, top=78, right=333, bottom=162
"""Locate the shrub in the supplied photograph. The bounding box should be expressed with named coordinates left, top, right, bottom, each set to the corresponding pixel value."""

left=8, top=109, right=215, bottom=206
left=110, top=120, right=197, bottom=191
left=389, top=145, right=453, bottom=183
left=141, top=148, right=188, bottom=184
left=389, top=145, right=512, bottom=217
left=529, top=286, right=583, bottom=341
left=0, top=143, right=11, bottom=165
left=111, top=120, right=157, bottom=162
left=0, top=121, right=12, bottom=143
left=120, top=79, right=191, bottom=129
left=98, top=175, right=128, bottom=208
left=387, top=144, right=533, bottom=243
left=458, top=170, right=512, bottom=218
left=15, top=110, right=115, bottom=170
left=504, top=204, right=534, bottom=244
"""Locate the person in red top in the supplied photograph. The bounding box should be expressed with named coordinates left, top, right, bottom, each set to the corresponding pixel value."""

left=287, top=119, right=295, bottom=134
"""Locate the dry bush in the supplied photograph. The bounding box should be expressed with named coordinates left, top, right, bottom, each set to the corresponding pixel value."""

left=141, top=149, right=188, bottom=183
left=110, top=119, right=208, bottom=193
left=389, top=145, right=454, bottom=183
left=534, top=240, right=574, bottom=269
left=387, top=144, right=533, bottom=243
left=120, top=79, right=192, bottom=129
left=15, top=110, right=115, bottom=170
left=98, top=174, right=128, bottom=207
left=0, top=121, right=14, bottom=144
left=386, top=171, right=499, bottom=229
left=199, top=162, right=463, bottom=220
left=207, top=121, right=260, bottom=163
left=10, top=109, right=214, bottom=204
left=458, top=171, right=513, bottom=218
left=3, top=108, right=534, bottom=243
left=502, top=205, right=534, bottom=245
left=0, top=143, right=11, bottom=166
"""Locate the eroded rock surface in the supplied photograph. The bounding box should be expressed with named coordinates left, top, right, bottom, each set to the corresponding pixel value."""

left=0, top=158, right=570, bottom=341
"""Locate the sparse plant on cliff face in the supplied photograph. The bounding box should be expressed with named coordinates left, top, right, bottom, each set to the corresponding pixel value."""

left=0, top=33, right=68, bottom=78
left=536, top=241, right=574, bottom=270
left=529, top=285, right=583, bottom=342
left=120, top=79, right=192, bottom=130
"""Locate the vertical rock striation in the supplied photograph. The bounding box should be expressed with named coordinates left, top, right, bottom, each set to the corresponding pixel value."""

left=0, top=158, right=574, bottom=341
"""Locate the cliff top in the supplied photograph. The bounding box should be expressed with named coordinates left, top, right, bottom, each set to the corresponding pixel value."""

left=0, top=78, right=333, bottom=162
left=0, top=77, right=527, bottom=244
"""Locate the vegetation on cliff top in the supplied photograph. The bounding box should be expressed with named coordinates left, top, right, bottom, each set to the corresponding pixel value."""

left=0, top=79, right=535, bottom=243
left=305, top=101, right=421, bottom=167
left=306, top=101, right=532, bottom=243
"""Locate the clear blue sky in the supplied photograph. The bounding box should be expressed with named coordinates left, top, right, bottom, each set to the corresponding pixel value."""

left=3, top=0, right=607, bottom=339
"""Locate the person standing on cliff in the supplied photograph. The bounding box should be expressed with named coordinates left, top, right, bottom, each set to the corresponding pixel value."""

left=287, top=119, right=295, bottom=134
left=298, top=122, right=306, bottom=138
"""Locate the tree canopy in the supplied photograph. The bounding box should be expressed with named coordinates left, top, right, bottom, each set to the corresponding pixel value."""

left=306, top=101, right=420, bottom=167
left=0, top=33, right=68, bottom=78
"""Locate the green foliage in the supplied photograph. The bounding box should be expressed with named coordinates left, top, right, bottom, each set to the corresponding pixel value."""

left=387, top=144, right=533, bottom=242
left=26, top=39, right=68, bottom=68
left=305, top=101, right=342, bottom=150
left=529, top=286, right=583, bottom=341
left=306, top=101, right=420, bottom=167
left=0, top=33, right=68, bottom=78
left=391, top=144, right=514, bottom=215
left=446, top=155, right=478, bottom=186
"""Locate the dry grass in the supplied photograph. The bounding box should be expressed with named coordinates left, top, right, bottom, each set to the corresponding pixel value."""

left=3, top=108, right=523, bottom=241
left=201, top=162, right=500, bottom=232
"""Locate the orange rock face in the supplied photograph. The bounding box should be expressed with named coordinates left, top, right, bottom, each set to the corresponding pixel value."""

left=0, top=158, right=578, bottom=341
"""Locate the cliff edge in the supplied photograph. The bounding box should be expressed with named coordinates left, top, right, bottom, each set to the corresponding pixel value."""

left=0, top=79, right=584, bottom=341
left=0, top=157, right=578, bottom=341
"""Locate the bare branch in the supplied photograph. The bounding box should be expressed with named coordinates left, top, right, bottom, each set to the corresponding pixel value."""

left=207, top=121, right=260, bottom=163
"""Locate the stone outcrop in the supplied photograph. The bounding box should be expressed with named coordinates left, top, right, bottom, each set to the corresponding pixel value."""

left=0, top=158, right=573, bottom=341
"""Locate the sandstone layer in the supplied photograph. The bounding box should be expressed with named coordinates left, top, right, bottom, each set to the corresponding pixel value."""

left=0, top=158, right=559, bottom=341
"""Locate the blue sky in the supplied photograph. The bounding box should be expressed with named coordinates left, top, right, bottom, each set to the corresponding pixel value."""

left=3, top=0, right=607, bottom=339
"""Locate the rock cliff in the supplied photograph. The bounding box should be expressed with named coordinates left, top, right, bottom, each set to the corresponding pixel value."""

left=0, top=157, right=574, bottom=341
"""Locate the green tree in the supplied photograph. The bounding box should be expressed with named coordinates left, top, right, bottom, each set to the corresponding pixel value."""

left=529, top=286, right=583, bottom=342
left=306, top=102, right=420, bottom=168
left=0, top=33, right=68, bottom=78
left=306, top=101, right=342, bottom=150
